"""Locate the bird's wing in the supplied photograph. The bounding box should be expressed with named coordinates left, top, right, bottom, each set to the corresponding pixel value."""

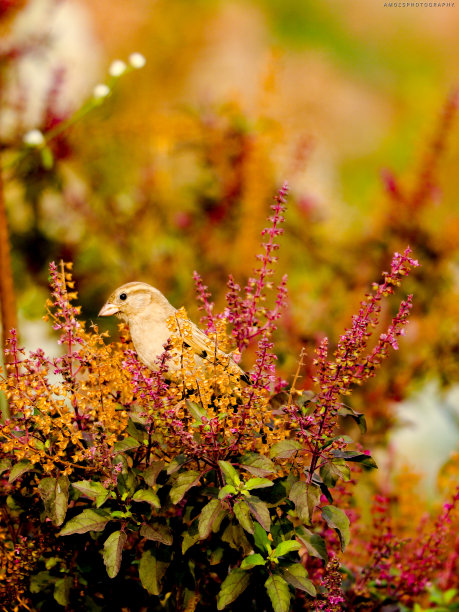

left=186, top=321, right=251, bottom=384
left=186, top=322, right=221, bottom=361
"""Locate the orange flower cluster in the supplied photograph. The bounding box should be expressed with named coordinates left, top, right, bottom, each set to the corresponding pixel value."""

left=0, top=264, right=132, bottom=476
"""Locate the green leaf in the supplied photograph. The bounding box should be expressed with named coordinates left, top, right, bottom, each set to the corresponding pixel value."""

left=320, top=459, right=351, bottom=487
left=246, top=495, right=271, bottom=531
left=271, top=516, right=295, bottom=544
left=218, top=460, right=240, bottom=486
left=331, top=450, right=377, bottom=469
left=259, top=478, right=290, bottom=506
left=45, top=557, right=59, bottom=571
left=238, top=453, right=276, bottom=477
left=233, top=500, right=254, bottom=534
left=273, top=540, right=302, bottom=558
left=289, top=481, right=320, bottom=524
left=53, top=575, right=72, bottom=606
left=103, top=530, right=127, bottom=578
left=140, top=523, right=173, bottom=546
left=218, top=484, right=237, bottom=499
left=143, top=461, right=165, bottom=486
left=169, top=470, right=200, bottom=504
left=9, top=459, right=33, bottom=483
left=126, top=418, right=147, bottom=442
left=38, top=476, right=69, bottom=526
left=30, top=571, right=54, bottom=593
left=112, top=454, right=128, bottom=474
left=306, top=484, right=321, bottom=518
left=304, top=471, right=333, bottom=504
left=72, top=479, right=106, bottom=498
left=222, top=523, right=252, bottom=555
left=240, top=553, right=266, bottom=569
left=281, top=564, right=316, bottom=596
left=139, top=549, right=168, bottom=596
left=297, top=390, right=317, bottom=407
left=117, top=470, right=137, bottom=498
left=132, top=489, right=161, bottom=508
left=265, top=574, right=291, bottom=612
left=321, top=435, right=353, bottom=450
left=198, top=499, right=226, bottom=539
left=113, top=436, right=140, bottom=453
left=210, top=547, right=225, bottom=565
left=182, top=588, right=199, bottom=611
left=72, top=480, right=110, bottom=508
left=217, top=568, right=250, bottom=610
left=187, top=400, right=206, bottom=424
left=245, top=477, right=273, bottom=491
left=110, top=510, right=130, bottom=519
left=33, top=439, right=45, bottom=451
left=288, top=480, right=307, bottom=522
left=321, top=505, right=350, bottom=552
left=59, top=509, right=109, bottom=536
left=96, top=492, right=112, bottom=508
left=253, top=521, right=270, bottom=552
left=338, top=405, right=367, bottom=433
left=295, top=526, right=329, bottom=562
left=166, top=454, right=188, bottom=474
left=182, top=528, right=200, bottom=554
left=270, top=440, right=302, bottom=459
left=0, top=458, right=11, bottom=476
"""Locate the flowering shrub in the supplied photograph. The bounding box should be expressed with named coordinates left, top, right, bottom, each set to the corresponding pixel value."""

left=346, top=490, right=459, bottom=609
left=1, top=4, right=458, bottom=610
left=0, top=186, right=445, bottom=612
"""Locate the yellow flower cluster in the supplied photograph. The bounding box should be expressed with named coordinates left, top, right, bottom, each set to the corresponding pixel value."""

left=0, top=333, right=133, bottom=475
left=155, top=307, right=287, bottom=458
left=0, top=524, right=39, bottom=611
left=1, top=367, right=84, bottom=475
left=166, top=308, right=243, bottom=413
left=74, top=326, right=132, bottom=439
left=0, top=266, right=132, bottom=477
left=0, top=264, right=292, bottom=479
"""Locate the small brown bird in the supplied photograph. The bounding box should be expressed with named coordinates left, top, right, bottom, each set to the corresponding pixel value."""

left=99, top=282, right=250, bottom=383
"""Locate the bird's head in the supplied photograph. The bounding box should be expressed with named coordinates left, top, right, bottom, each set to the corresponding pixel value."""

left=98, top=282, right=171, bottom=323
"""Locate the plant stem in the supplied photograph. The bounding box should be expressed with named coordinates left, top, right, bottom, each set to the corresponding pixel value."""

left=0, top=155, right=17, bottom=363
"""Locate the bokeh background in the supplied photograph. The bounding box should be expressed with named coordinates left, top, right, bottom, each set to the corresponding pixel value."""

left=1, top=0, right=459, bottom=498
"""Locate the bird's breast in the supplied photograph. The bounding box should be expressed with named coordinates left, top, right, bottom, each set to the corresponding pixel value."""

left=129, top=316, right=171, bottom=369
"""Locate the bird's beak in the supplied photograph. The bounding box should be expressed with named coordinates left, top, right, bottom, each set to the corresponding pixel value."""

left=98, top=302, right=119, bottom=317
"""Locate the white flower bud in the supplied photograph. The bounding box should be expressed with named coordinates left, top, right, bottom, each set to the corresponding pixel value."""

left=93, top=83, right=110, bottom=99
left=23, top=129, right=45, bottom=146
left=109, top=59, right=127, bottom=77
left=128, top=52, right=146, bottom=69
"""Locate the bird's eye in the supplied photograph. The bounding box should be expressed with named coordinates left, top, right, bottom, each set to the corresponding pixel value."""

left=119, top=293, right=127, bottom=301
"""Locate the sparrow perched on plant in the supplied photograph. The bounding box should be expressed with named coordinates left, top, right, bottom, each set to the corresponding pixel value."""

left=98, top=282, right=250, bottom=383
